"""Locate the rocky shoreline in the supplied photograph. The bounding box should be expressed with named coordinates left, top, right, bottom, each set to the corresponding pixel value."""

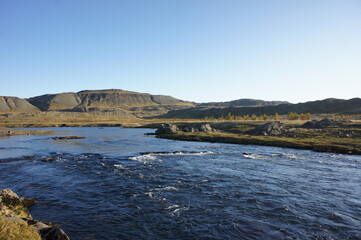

left=0, top=189, right=70, bottom=240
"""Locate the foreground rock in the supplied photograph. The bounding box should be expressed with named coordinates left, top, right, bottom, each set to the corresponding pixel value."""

left=247, top=121, right=287, bottom=136
left=0, top=189, right=70, bottom=240
left=302, top=118, right=336, bottom=128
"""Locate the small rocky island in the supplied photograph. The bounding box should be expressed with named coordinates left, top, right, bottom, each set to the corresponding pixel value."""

left=0, top=189, right=70, bottom=240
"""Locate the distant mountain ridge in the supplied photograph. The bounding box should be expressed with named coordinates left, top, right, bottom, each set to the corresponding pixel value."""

left=0, top=89, right=360, bottom=117
left=198, top=99, right=289, bottom=107
left=160, top=98, right=361, bottom=119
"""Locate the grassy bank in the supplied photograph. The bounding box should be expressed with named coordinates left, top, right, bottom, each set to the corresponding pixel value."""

left=154, top=120, right=361, bottom=155
left=158, top=131, right=361, bottom=155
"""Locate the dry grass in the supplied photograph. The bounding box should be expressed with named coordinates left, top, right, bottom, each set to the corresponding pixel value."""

left=0, top=217, right=40, bottom=240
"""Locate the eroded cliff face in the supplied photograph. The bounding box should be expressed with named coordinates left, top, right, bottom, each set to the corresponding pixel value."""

left=0, top=96, right=39, bottom=113
left=27, top=89, right=194, bottom=112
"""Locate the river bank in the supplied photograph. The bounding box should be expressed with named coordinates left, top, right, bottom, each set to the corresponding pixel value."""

left=0, top=128, right=54, bottom=137
left=157, top=131, right=361, bottom=155
left=150, top=120, right=361, bottom=155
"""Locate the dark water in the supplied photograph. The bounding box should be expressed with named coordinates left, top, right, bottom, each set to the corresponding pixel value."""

left=0, top=127, right=360, bottom=240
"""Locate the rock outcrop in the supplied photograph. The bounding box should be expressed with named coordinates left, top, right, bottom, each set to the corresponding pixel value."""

left=247, top=121, right=287, bottom=136
left=302, top=118, right=336, bottom=128
left=199, top=124, right=213, bottom=132
left=155, top=124, right=179, bottom=135
left=155, top=123, right=216, bottom=135
left=0, top=189, right=70, bottom=240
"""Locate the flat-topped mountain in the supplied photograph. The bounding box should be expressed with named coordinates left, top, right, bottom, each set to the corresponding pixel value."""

left=0, top=96, right=39, bottom=113
left=28, top=89, right=194, bottom=111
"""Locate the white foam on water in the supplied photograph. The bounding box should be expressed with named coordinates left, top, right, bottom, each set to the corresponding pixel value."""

left=243, top=154, right=267, bottom=160
left=165, top=205, right=180, bottom=210
left=330, top=154, right=361, bottom=162
left=128, top=151, right=215, bottom=164
left=171, top=206, right=190, bottom=216
left=145, top=192, right=155, bottom=198
left=114, top=164, right=126, bottom=169
left=55, top=157, right=67, bottom=162
left=153, top=151, right=214, bottom=156
left=154, top=186, right=178, bottom=192
left=128, top=155, right=160, bottom=164
left=244, top=153, right=300, bottom=160
left=280, top=153, right=299, bottom=159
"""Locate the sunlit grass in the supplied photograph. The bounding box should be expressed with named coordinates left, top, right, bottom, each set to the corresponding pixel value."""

left=0, top=217, right=40, bottom=240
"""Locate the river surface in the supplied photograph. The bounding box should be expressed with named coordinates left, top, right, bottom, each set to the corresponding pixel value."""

left=0, top=127, right=360, bottom=240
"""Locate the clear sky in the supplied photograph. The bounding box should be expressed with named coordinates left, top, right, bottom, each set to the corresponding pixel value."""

left=0, top=0, right=360, bottom=103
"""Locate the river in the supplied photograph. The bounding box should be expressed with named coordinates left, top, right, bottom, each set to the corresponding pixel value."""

left=0, top=127, right=360, bottom=239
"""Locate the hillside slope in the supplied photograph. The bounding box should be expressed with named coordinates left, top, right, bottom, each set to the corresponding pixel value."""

left=0, top=96, right=39, bottom=113
left=28, top=89, right=194, bottom=112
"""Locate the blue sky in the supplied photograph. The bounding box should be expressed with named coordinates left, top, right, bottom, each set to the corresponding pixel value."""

left=0, top=0, right=360, bottom=103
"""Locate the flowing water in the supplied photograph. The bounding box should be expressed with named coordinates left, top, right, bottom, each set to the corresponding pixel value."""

left=0, top=127, right=360, bottom=239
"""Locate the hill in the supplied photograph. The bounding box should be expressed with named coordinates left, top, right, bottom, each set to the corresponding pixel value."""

left=0, top=96, right=39, bottom=113
left=28, top=89, right=194, bottom=112
left=159, top=98, right=361, bottom=119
